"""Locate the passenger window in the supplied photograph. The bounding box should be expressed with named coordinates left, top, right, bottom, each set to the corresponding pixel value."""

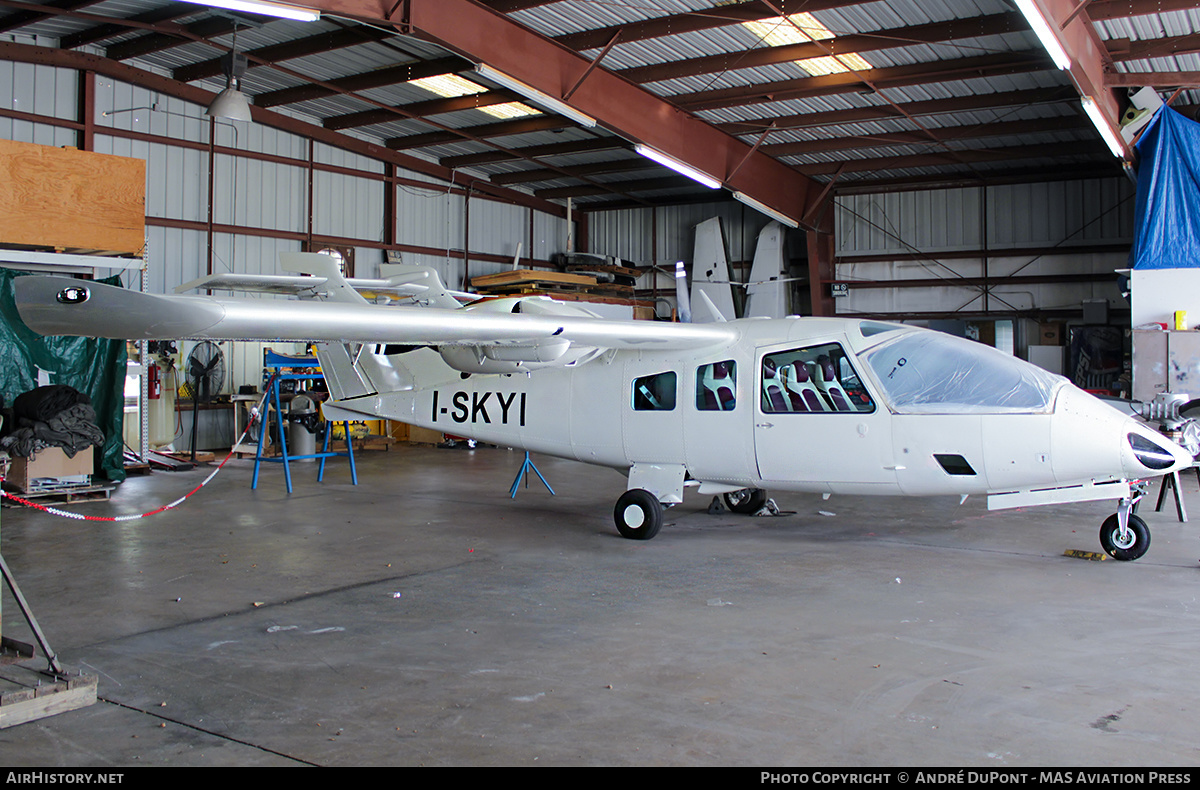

left=696, top=360, right=737, bottom=411
left=633, top=371, right=677, bottom=411
left=761, top=343, right=874, bottom=414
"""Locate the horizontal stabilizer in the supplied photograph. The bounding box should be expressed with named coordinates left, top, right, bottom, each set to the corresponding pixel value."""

left=179, top=268, right=471, bottom=308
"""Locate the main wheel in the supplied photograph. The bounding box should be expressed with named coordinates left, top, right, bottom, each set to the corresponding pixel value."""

left=723, top=488, right=768, bottom=514
left=1099, top=513, right=1151, bottom=561
left=614, top=489, right=663, bottom=540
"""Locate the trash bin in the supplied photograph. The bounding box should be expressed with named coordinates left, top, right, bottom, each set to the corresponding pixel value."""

left=287, top=394, right=320, bottom=460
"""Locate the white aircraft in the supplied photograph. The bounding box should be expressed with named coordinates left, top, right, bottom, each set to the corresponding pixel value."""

left=13, top=253, right=1192, bottom=561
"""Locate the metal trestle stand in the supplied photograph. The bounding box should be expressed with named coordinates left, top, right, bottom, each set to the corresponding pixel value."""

left=252, top=350, right=358, bottom=494
left=509, top=451, right=554, bottom=498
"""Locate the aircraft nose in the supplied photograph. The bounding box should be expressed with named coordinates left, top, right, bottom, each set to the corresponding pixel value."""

left=1123, top=422, right=1193, bottom=478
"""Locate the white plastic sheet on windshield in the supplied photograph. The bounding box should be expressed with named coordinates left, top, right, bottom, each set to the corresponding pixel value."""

left=862, top=331, right=1064, bottom=414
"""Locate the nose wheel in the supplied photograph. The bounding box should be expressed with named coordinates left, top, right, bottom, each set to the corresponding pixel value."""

left=1100, top=489, right=1151, bottom=561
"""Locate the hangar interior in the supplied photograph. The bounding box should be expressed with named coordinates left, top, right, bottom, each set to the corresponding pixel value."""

left=1, top=0, right=1199, bottom=767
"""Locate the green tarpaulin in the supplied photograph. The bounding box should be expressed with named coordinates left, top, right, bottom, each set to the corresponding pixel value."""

left=1, top=269, right=128, bottom=482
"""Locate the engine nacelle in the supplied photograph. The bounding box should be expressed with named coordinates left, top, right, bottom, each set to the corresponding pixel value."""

left=437, top=295, right=604, bottom=373
left=439, top=338, right=600, bottom=374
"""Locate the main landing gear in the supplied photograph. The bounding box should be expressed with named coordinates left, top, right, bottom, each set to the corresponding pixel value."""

left=1100, top=484, right=1151, bottom=561
left=612, top=487, right=773, bottom=539
left=614, top=489, right=663, bottom=540
left=722, top=487, right=768, bottom=514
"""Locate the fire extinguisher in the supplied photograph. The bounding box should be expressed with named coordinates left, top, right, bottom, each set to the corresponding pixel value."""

left=148, top=360, right=160, bottom=400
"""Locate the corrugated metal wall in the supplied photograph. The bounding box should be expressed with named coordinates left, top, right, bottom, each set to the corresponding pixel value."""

left=835, top=180, right=1135, bottom=257
left=585, top=178, right=1134, bottom=356
left=587, top=200, right=776, bottom=266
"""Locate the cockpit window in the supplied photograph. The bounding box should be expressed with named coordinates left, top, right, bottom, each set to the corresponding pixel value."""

left=862, top=331, right=1063, bottom=414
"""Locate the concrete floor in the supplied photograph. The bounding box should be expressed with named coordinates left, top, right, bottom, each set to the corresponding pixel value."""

left=1, top=444, right=1199, bottom=767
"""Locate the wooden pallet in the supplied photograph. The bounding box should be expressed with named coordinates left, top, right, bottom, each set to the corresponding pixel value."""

left=482, top=282, right=633, bottom=298
left=586, top=283, right=635, bottom=297
left=471, top=269, right=597, bottom=291
left=481, top=282, right=590, bottom=296
left=1, top=482, right=115, bottom=507
left=478, top=289, right=655, bottom=309
left=564, top=263, right=641, bottom=279
left=159, top=450, right=216, bottom=464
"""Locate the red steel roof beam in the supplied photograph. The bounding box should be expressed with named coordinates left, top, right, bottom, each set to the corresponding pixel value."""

left=392, top=0, right=822, bottom=226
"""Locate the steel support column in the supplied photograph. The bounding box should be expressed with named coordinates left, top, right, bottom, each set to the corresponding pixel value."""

left=807, top=228, right=835, bottom=318
left=76, top=69, right=94, bottom=151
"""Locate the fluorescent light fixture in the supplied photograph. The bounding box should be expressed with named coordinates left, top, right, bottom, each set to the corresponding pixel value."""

left=674, top=261, right=687, bottom=279
left=1081, top=96, right=1127, bottom=158
left=1013, top=0, right=1071, bottom=70
left=178, top=0, right=320, bottom=21
left=474, top=64, right=596, bottom=128
left=635, top=144, right=722, bottom=190
left=732, top=192, right=799, bottom=228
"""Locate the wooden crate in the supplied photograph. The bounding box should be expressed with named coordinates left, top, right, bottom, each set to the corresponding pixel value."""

left=0, top=140, right=145, bottom=255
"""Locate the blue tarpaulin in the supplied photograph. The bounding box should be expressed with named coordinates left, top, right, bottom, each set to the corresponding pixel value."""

left=1130, top=106, right=1200, bottom=269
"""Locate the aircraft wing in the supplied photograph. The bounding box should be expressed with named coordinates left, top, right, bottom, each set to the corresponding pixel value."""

left=14, top=275, right=737, bottom=351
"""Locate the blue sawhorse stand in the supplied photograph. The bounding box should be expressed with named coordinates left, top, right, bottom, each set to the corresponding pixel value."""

left=252, top=350, right=358, bottom=494
left=509, top=451, right=554, bottom=498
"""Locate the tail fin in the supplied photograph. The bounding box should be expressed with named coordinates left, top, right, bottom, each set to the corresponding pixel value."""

left=690, top=217, right=736, bottom=322
left=744, top=222, right=789, bottom=319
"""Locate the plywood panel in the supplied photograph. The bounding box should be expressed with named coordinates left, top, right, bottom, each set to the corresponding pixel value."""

left=0, top=139, right=145, bottom=254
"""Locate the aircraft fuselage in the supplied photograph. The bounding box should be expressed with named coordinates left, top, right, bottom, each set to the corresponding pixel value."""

left=324, top=315, right=1188, bottom=507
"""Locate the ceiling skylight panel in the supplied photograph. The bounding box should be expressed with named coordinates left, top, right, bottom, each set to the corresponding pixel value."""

left=408, top=74, right=540, bottom=119
left=743, top=13, right=836, bottom=46
left=741, top=12, right=873, bottom=77
left=409, top=73, right=486, bottom=97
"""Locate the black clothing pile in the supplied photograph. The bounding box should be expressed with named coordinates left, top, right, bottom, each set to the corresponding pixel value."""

left=0, top=385, right=105, bottom=460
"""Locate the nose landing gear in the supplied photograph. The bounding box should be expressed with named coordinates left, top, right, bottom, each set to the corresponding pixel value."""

left=1100, top=484, right=1151, bottom=561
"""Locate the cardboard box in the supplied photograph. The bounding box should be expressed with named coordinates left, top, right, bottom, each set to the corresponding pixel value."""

left=6, top=447, right=93, bottom=492
left=1038, top=322, right=1063, bottom=346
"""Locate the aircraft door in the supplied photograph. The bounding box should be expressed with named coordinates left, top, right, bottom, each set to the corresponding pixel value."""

left=682, top=358, right=757, bottom=484
left=753, top=340, right=898, bottom=494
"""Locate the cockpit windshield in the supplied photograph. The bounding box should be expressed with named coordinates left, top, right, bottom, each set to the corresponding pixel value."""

left=861, top=331, right=1065, bottom=414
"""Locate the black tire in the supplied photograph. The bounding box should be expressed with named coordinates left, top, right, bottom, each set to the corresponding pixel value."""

left=723, top=488, right=768, bottom=514
left=1099, top=513, right=1151, bottom=561
left=614, top=489, right=663, bottom=540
